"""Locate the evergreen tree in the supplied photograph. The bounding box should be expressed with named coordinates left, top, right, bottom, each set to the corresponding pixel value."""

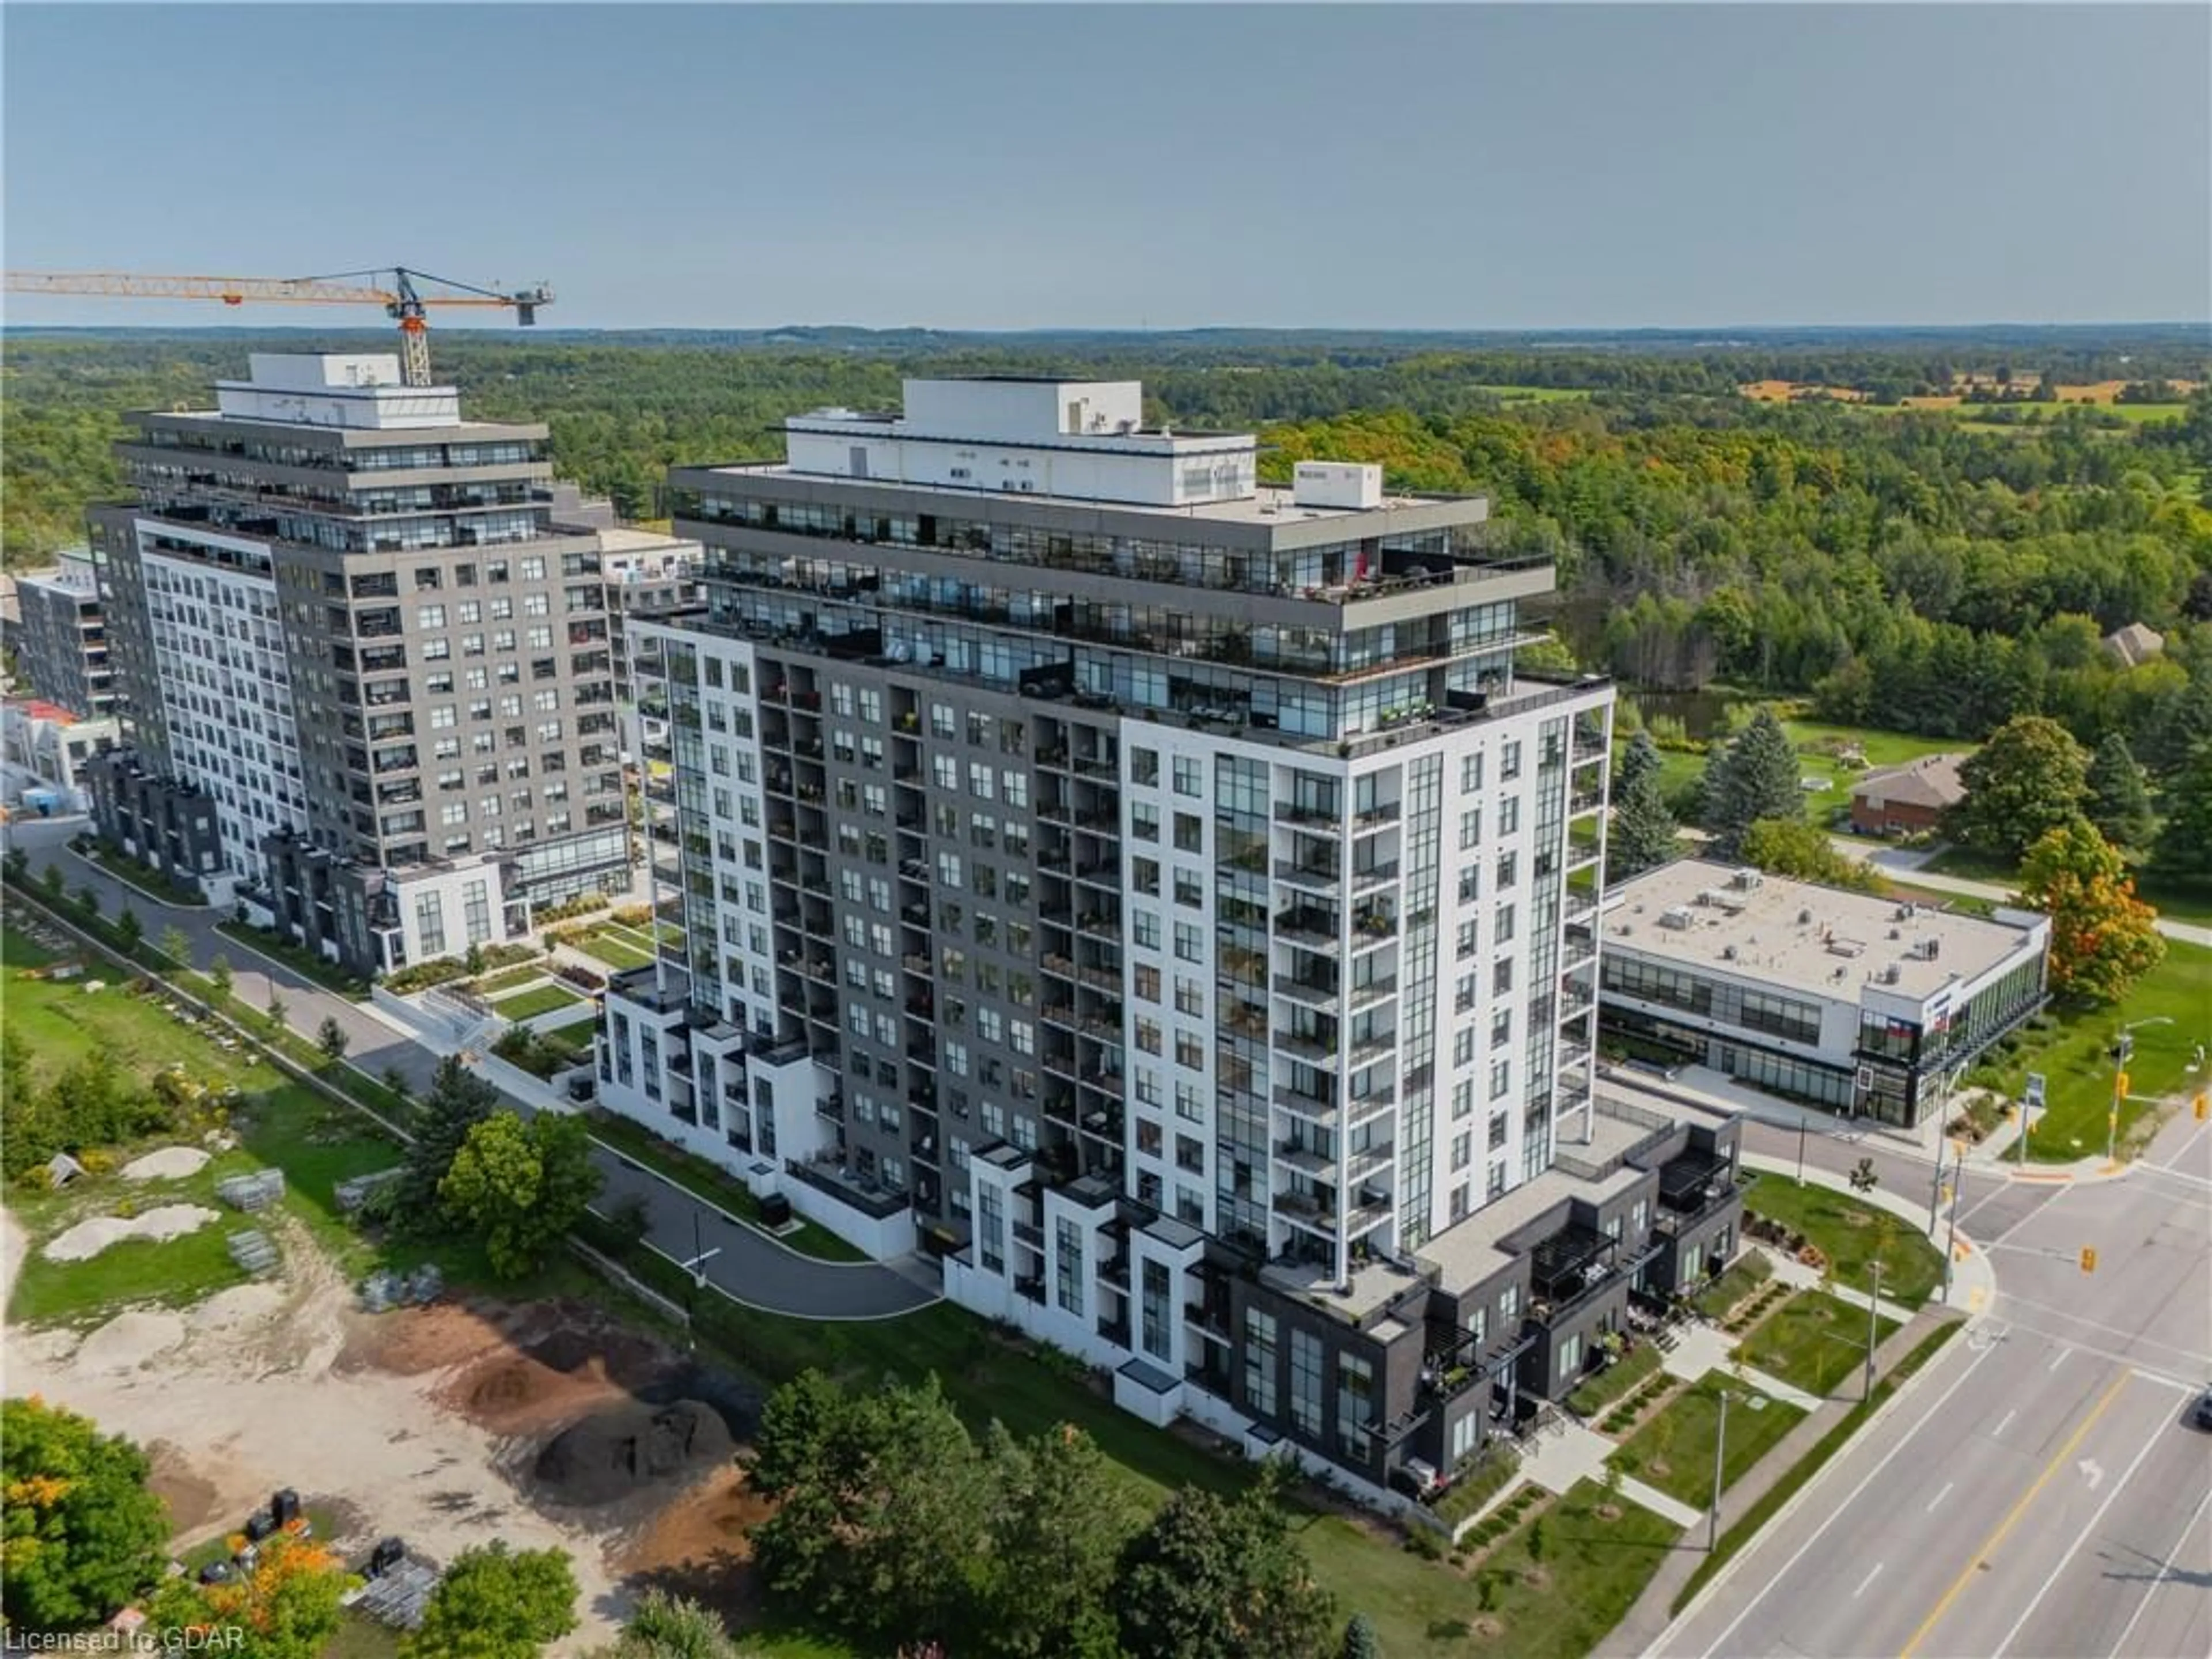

left=1607, top=762, right=1679, bottom=881
left=1614, top=730, right=1664, bottom=794
left=400, top=1055, right=500, bottom=1217
left=2150, top=743, right=2212, bottom=892
left=1340, top=1612, right=1382, bottom=1659
left=1702, top=708, right=1803, bottom=857
left=2084, top=732, right=2156, bottom=851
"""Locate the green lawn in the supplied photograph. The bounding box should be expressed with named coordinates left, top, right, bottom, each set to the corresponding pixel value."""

left=1734, top=1292, right=1899, bottom=1399
left=470, top=963, right=551, bottom=997
left=1920, top=843, right=2018, bottom=885
left=1475, top=383, right=1594, bottom=403
left=491, top=980, right=583, bottom=1020
left=569, top=926, right=657, bottom=971
left=4, top=929, right=266, bottom=1094
left=537, top=1012, right=601, bottom=1062
left=1692, top=1256, right=1774, bottom=1321
left=2133, top=874, right=2212, bottom=928
left=1607, top=1372, right=1806, bottom=1508
left=1779, top=721, right=1972, bottom=820
left=1972, top=941, right=2212, bottom=1161
left=1567, top=1342, right=1664, bottom=1418
left=1741, top=1172, right=1945, bottom=1305
left=1443, top=1480, right=1681, bottom=1659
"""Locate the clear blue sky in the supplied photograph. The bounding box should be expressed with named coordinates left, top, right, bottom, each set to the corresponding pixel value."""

left=5, top=2, right=2207, bottom=330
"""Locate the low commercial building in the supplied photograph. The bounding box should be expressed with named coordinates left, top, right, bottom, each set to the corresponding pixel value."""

left=2, top=699, right=120, bottom=815
left=1598, top=861, right=2050, bottom=1128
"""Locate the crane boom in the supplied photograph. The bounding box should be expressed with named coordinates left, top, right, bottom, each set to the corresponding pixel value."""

left=3, top=265, right=553, bottom=387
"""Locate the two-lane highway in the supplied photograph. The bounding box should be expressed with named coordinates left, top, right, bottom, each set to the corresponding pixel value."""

left=1660, top=1108, right=2211, bottom=1658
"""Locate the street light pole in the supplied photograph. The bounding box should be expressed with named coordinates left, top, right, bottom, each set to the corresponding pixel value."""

left=1797, top=1117, right=1808, bottom=1188
left=1942, top=1142, right=1963, bottom=1304
left=1707, top=1388, right=1729, bottom=1552
left=2109, top=1018, right=2174, bottom=1164
left=1863, top=1260, right=1883, bottom=1401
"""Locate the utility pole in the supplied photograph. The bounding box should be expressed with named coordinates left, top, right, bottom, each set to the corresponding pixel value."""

left=1707, top=1388, right=1730, bottom=1552
left=1942, top=1142, right=1963, bottom=1304
left=1797, top=1116, right=1808, bottom=1188
left=1864, top=1260, right=1884, bottom=1400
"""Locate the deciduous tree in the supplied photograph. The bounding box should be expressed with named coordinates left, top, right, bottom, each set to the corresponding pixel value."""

left=979, top=1423, right=1139, bottom=1659
left=2015, top=819, right=2165, bottom=1003
left=399, top=1542, right=578, bottom=1659
left=1702, top=709, right=1803, bottom=857
left=438, top=1109, right=601, bottom=1277
left=158, top=925, right=191, bottom=969
left=145, top=1532, right=353, bottom=1659
left=1948, top=716, right=2089, bottom=861
left=316, top=1017, right=350, bottom=1065
left=1739, top=817, right=1880, bottom=891
left=115, top=906, right=143, bottom=955
left=1114, top=1466, right=1336, bottom=1659
left=1, top=1397, right=170, bottom=1630
left=208, top=953, right=233, bottom=1000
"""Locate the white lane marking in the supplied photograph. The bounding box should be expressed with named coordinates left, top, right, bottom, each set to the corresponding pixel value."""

left=2157, top=1119, right=2209, bottom=1169
left=1987, top=1317, right=2202, bottom=1393
left=2132, top=1160, right=2212, bottom=1191
left=1853, top=1562, right=1885, bottom=1599
left=1998, top=1298, right=2212, bottom=1370
left=1990, top=1407, right=2165, bottom=1657
left=1925, top=1480, right=1955, bottom=1514
left=2105, top=1482, right=2212, bottom=1659
left=1994, top=1408, right=2017, bottom=1438
left=1692, top=1339, right=1999, bottom=1659
left=2048, top=1347, right=2070, bottom=1372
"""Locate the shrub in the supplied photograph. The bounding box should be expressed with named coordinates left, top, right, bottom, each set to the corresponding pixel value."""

left=17, top=1165, right=54, bottom=1192
left=1403, top=1524, right=1446, bottom=1559
left=76, top=1149, right=115, bottom=1176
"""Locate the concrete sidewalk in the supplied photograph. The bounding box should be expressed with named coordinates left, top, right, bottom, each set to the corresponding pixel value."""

left=1594, top=1309, right=1965, bottom=1658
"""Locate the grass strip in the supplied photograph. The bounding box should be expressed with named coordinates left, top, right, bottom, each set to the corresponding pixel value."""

left=1672, top=1320, right=1963, bottom=1613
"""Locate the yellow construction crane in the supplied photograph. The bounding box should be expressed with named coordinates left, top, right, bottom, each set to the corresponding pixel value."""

left=3, top=266, right=552, bottom=388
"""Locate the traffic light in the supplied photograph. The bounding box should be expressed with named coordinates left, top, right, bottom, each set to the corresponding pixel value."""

left=2080, top=1246, right=2097, bottom=1274
left=2195, top=1092, right=2207, bottom=1123
left=2115, top=1072, right=2130, bottom=1099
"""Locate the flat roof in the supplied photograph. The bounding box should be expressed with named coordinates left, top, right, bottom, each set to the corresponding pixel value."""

left=1417, top=1120, right=1651, bottom=1296
left=1605, top=859, right=2044, bottom=1005
left=692, top=463, right=1474, bottom=528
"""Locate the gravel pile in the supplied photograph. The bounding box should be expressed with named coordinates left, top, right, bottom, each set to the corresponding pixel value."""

left=77, top=1310, right=189, bottom=1372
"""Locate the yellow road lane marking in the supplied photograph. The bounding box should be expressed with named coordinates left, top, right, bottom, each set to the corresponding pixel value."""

left=1896, top=1369, right=2134, bottom=1659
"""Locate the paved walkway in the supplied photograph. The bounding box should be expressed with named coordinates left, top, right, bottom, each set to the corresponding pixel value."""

left=3, top=821, right=938, bottom=1323
left=1657, top=1320, right=1821, bottom=1413
left=1517, top=1419, right=1705, bottom=1529
left=1827, top=833, right=2212, bottom=947
left=1593, top=1308, right=1964, bottom=1658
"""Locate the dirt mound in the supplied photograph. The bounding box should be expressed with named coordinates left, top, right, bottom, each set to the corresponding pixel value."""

left=45, top=1204, right=220, bottom=1262
left=619, top=1465, right=771, bottom=1625
left=123, top=1147, right=213, bottom=1183
left=532, top=1400, right=732, bottom=1508
left=525, top=1326, right=664, bottom=1386
left=344, top=1301, right=514, bottom=1377
left=191, top=1283, right=285, bottom=1334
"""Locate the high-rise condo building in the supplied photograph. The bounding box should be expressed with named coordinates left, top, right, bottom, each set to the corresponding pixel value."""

left=600, top=377, right=1744, bottom=1494
left=7, top=548, right=117, bottom=719
left=84, top=352, right=631, bottom=974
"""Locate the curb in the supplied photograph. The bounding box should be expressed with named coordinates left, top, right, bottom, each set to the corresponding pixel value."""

left=57, top=843, right=215, bottom=911
left=1652, top=1313, right=1974, bottom=1647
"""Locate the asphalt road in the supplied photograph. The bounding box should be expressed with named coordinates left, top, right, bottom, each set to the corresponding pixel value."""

left=1661, top=1109, right=2212, bottom=1659
left=3, top=817, right=938, bottom=1321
